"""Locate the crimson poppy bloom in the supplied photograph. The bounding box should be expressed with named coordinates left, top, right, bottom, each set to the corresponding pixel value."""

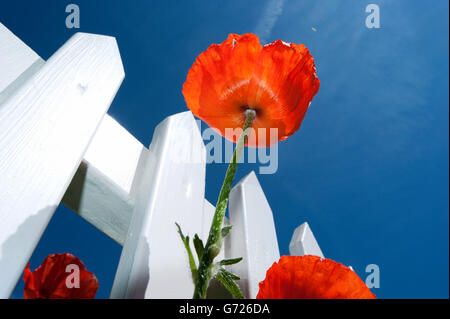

left=23, top=253, right=98, bottom=299
left=182, top=33, right=320, bottom=147
left=257, top=255, right=376, bottom=299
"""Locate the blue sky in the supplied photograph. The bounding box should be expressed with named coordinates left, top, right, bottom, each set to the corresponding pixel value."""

left=1, top=0, right=448, bottom=299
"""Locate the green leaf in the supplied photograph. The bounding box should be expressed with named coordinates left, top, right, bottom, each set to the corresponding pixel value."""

left=175, top=222, right=186, bottom=242
left=219, top=257, right=243, bottom=266
left=193, top=234, right=204, bottom=261
left=220, top=268, right=240, bottom=280
left=215, top=268, right=243, bottom=299
left=221, top=225, right=232, bottom=237
left=175, top=223, right=197, bottom=283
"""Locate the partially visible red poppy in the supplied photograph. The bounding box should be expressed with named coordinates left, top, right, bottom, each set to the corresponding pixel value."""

left=23, top=253, right=98, bottom=299
left=257, top=255, right=376, bottom=299
left=183, top=33, right=320, bottom=147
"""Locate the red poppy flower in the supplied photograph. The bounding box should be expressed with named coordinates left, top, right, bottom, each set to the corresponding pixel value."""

left=257, top=255, right=376, bottom=299
left=23, top=253, right=98, bottom=299
left=182, top=33, right=320, bottom=147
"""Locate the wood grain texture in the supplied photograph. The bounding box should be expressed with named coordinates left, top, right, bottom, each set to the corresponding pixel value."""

left=111, top=111, right=207, bottom=299
left=0, top=23, right=42, bottom=94
left=0, top=23, right=143, bottom=245
left=0, top=32, right=124, bottom=297
left=0, top=23, right=45, bottom=106
left=62, top=114, right=147, bottom=245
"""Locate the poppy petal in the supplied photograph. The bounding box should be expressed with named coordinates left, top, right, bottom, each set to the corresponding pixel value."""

left=257, top=255, right=376, bottom=299
left=23, top=253, right=98, bottom=299
left=183, top=33, right=262, bottom=119
left=183, top=34, right=320, bottom=147
left=248, top=41, right=320, bottom=141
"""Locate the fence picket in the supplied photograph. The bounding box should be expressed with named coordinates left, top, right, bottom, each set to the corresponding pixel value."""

left=110, top=111, right=207, bottom=299
left=0, top=23, right=44, bottom=97
left=0, top=32, right=124, bottom=297
left=227, top=171, right=280, bottom=299
left=62, top=115, right=147, bottom=245
left=0, top=23, right=142, bottom=246
left=289, top=222, right=324, bottom=258
left=0, top=23, right=320, bottom=300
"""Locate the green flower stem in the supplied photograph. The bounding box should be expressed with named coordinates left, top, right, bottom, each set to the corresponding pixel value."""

left=193, top=109, right=256, bottom=299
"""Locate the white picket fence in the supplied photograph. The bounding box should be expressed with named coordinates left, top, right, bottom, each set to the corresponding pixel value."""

left=0, top=24, right=324, bottom=299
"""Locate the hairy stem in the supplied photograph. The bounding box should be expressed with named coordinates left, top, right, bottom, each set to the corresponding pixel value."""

left=193, top=109, right=256, bottom=299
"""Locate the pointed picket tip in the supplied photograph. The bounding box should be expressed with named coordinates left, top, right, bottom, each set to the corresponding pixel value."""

left=233, top=170, right=259, bottom=188
left=166, top=110, right=195, bottom=120
left=111, top=110, right=207, bottom=299
left=0, top=28, right=125, bottom=297
left=66, top=32, right=125, bottom=78
left=153, top=111, right=206, bottom=166
left=289, top=222, right=324, bottom=258
left=164, top=111, right=203, bottom=142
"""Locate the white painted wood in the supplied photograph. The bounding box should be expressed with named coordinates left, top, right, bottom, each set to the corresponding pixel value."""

left=62, top=115, right=147, bottom=245
left=0, top=23, right=43, bottom=94
left=1, top=22, right=291, bottom=299
left=289, top=222, right=324, bottom=258
left=227, top=171, right=280, bottom=299
left=0, top=23, right=140, bottom=246
left=0, top=32, right=124, bottom=298
left=63, top=161, right=134, bottom=245
left=111, top=111, right=206, bottom=299
left=0, top=23, right=45, bottom=106
left=83, top=115, right=146, bottom=196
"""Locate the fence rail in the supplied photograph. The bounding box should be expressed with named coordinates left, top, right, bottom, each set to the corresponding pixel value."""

left=0, top=23, right=323, bottom=299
